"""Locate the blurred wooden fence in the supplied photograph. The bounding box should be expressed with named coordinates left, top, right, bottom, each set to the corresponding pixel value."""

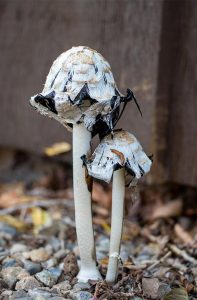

left=0, top=0, right=196, bottom=187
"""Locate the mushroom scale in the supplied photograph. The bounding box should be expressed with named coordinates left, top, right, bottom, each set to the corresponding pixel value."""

left=83, top=130, right=152, bottom=183
left=30, top=46, right=136, bottom=136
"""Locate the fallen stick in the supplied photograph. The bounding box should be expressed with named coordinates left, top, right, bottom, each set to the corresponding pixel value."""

left=147, top=251, right=172, bottom=271
left=169, top=244, right=197, bottom=264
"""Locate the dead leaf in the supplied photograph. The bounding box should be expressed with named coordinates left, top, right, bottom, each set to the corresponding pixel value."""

left=44, top=142, right=71, bottom=156
left=151, top=199, right=183, bottom=220
left=110, top=149, right=125, bottom=165
left=0, top=215, right=28, bottom=231
left=163, top=287, right=189, bottom=300
left=31, top=207, right=52, bottom=234
left=174, top=223, right=193, bottom=244
left=0, top=183, right=33, bottom=208
left=92, top=182, right=111, bottom=209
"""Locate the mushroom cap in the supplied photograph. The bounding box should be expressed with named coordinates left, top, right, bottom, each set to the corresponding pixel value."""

left=30, top=46, right=130, bottom=135
left=83, top=130, right=152, bottom=183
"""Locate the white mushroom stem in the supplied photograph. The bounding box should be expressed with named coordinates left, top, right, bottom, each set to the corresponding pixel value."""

left=106, top=168, right=125, bottom=283
left=73, top=123, right=102, bottom=283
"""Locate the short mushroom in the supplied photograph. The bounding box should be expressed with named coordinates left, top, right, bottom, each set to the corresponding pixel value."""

left=29, top=46, right=138, bottom=282
left=83, top=130, right=152, bottom=283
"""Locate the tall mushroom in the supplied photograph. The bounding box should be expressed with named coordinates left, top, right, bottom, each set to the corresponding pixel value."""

left=29, top=46, right=138, bottom=282
left=83, top=130, right=152, bottom=282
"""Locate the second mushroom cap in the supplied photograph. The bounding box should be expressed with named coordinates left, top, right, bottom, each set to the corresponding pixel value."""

left=83, top=130, right=152, bottom=183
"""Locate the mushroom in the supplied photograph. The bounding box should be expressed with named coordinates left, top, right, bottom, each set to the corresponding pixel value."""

left=83, top=130, right=152, bottom=282
left=29, top=46, right=138, bottom=282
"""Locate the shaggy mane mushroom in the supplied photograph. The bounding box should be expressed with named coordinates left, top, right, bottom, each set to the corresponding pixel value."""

left=29, top=46, right=138, bottom=283
left=83, top=130, right=152, bottom=283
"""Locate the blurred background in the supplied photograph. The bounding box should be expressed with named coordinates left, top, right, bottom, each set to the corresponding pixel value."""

left=0, top=0, right=196, bottom=186
left=0, top=1, right=197, bottom=298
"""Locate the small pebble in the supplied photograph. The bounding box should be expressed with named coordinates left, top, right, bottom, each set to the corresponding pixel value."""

left=24, top=247, right=51, bottom=262
left=23, top=260, right=42, bottom=275
left=10, top=290, right=29, bottom=299
left=70, top=291, right=93, bottom=300
left=15, top=275, right=41, bottom=291
left=0, top=266, right=29, bottom=289
left=1, top=290, right=13, bottom=297
left=48, top=237, right=61, bottom=252
left=0, top=222, right=17, bottom=237
left=28, top=287, right=60, bottom=299
left=73, top=282, right=91, bottom=291
left=2, top=258, right=20, bottom=268
left=158, top=283, right=171, bottom=298
left=54, top=249, right=68, bottom=261
left=52, top=281, right=72, bottom=296
left=0, top=238, right=6, bottom=247
left=42, top=257, right=58, bottom=269
left=10, top=243, right=28, bottom=255
left=35, top=268, right=62, bottom=287
left=0, top=278, right=8, bottom=289
left=63, top=252, right=79, bottom=278
left=142, top=277, right=160, bottom=299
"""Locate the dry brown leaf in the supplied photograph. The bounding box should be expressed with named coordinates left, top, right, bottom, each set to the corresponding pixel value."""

left=174, top=223, right=193, bottom=244
left=0, top=183, right=33, bottom=208
left=92, top=182, right=111, bottom=209
left=163, top=287, right=189, bottom=300
left=151, top=199, right=183, bottom=220
left=44, top=142, right=71, bottom=156
left=0, top=215, right=29, bottom=231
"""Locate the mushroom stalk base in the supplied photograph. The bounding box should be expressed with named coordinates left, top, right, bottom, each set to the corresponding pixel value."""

left=73, top=123, right=102, bottom=283
left=106, top=168, right=125, bottom=283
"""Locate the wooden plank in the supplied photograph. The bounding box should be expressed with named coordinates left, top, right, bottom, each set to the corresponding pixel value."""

left=152, top=0, right=197, bottom=186
left=0, top=0, right=162, bottom=159
left=168, top=0, right=197, bottom=186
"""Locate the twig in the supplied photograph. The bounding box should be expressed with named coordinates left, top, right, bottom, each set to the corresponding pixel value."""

left=169, top=244, right=197, bottom=264
left=0, top=199, right=74, bottom=215
left=147, top=251, right=172, bottom=271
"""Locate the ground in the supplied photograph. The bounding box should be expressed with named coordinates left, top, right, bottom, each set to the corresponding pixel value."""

left=0, top=148, right=196, bottom=299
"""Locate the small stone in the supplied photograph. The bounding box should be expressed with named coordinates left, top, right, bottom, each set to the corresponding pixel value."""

left=54, top=249, right=68, bottom=261
left=70, top=291, right=93, bottom=300
left=2, top=258, right=20, bottom=268
left=23, top=260, right=42, bottom=275
left=0, top=222, right=17, bottom=237
left=28, top=287, right=63, bottom=299
left=50, top=297, right=67, bottom=300
left=63, top=252, right=79, bottom=278
left=1, top=290, right=13, bottom=297
left=142, top=278, right=160, bottom=299
left=10, top=290, right=29, bottom=299
left=35, top=268, right=62, bottom=287
left=48, top=237, right=61, bottom=252
left=158, top=283, right=171, bottom=298
left=15, top=276, right=41, bottom=291
left=42, top=257, right=58, bottom=269
left=0, top=266, right=29, bottom=289
left=73, top=282, right=91, bottom=291
left=24, top=248, right=50, bottom=262
left=10, top=243, right=28, bottom=255
left=0, top=278, right=8, bottom=289
left=52, top=281, right=72, bottom=296
left=0, top=238, right=6, bottom=247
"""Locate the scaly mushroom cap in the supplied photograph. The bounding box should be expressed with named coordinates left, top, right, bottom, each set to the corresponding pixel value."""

left=30, top=46, right=137, bottom=136
left=83, top=130, right=152, bottom=183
